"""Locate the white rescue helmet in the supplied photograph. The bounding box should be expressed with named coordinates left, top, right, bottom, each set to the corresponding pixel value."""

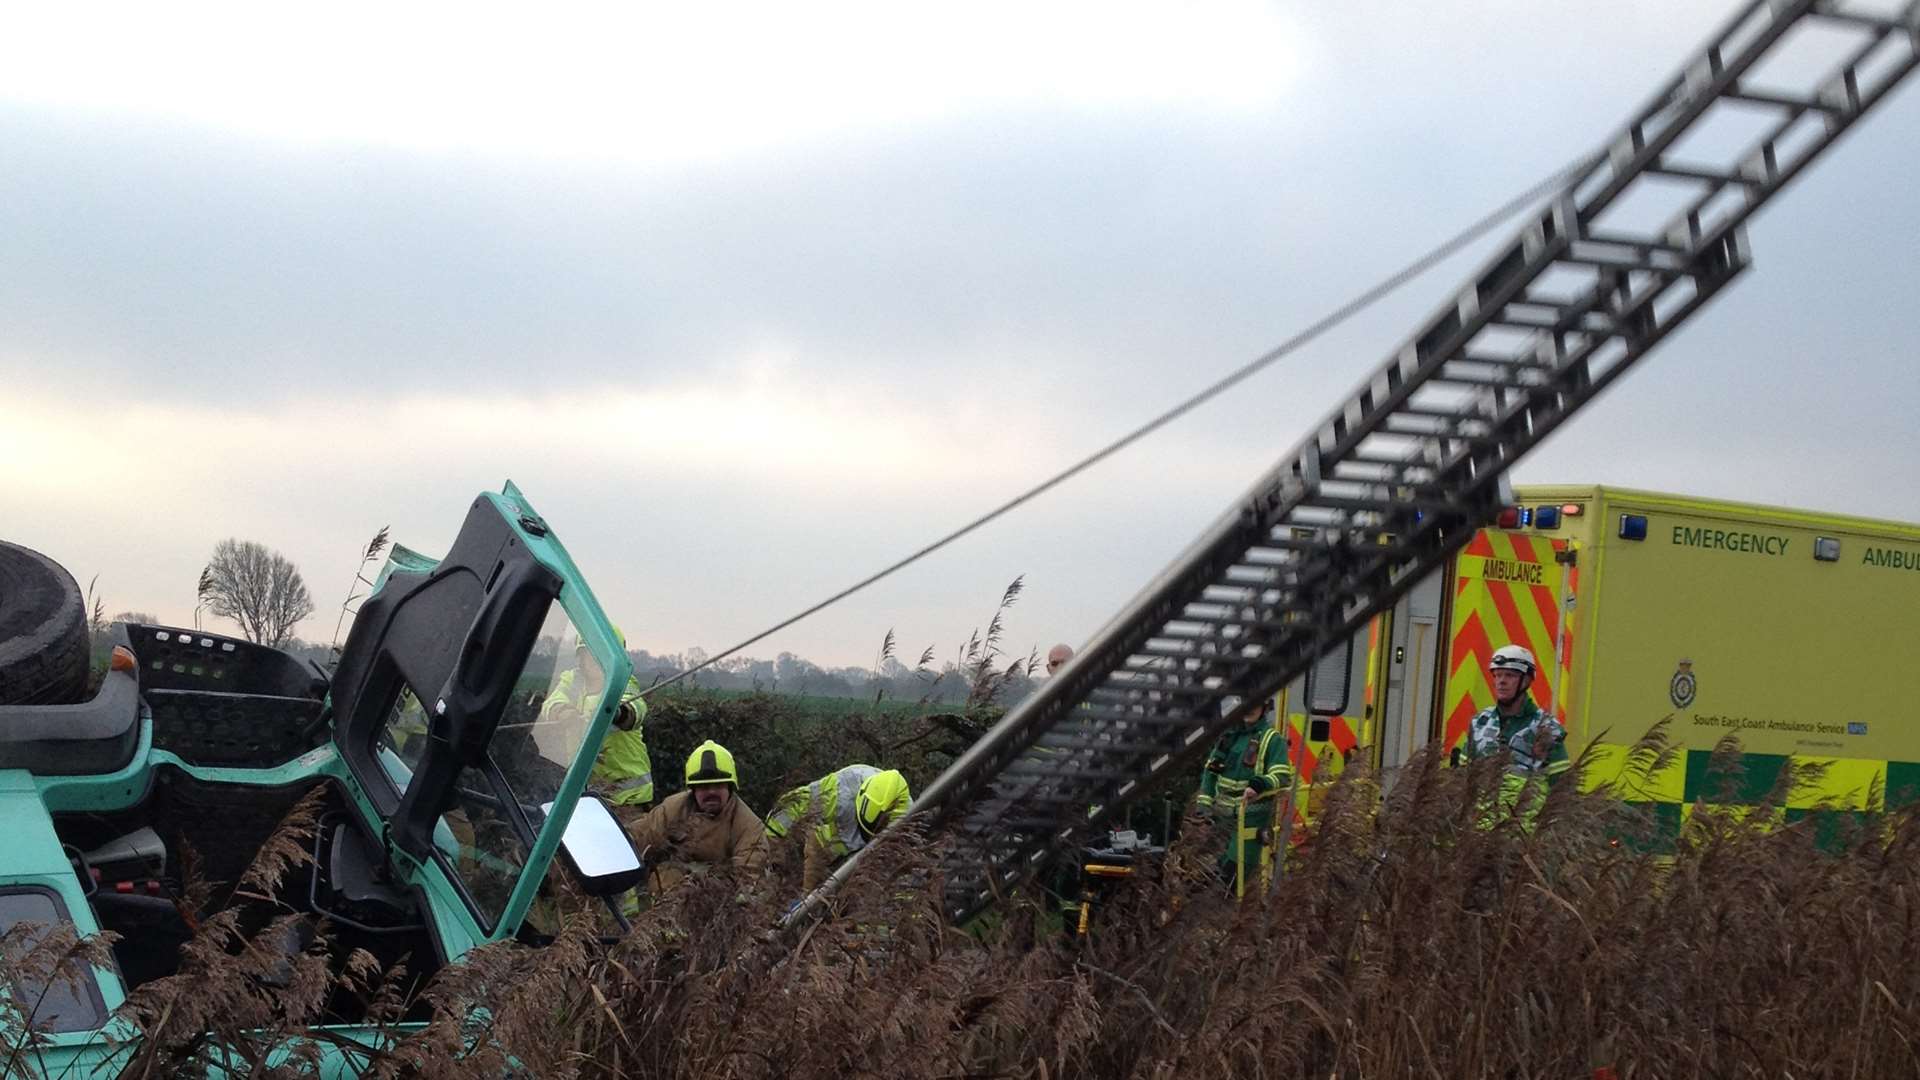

left=1217, top=695, right=1272, bottom=722
left=1489, top=644, right=1538, bottom=678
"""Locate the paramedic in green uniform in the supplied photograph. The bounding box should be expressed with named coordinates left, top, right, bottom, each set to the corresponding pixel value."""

left=1461, top=644, right=1570, bottom=821
left=1194, top=696, right=1292, bottom=895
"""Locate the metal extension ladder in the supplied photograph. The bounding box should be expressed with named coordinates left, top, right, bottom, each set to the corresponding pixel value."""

left=807, top=0, right=1920, bottom=927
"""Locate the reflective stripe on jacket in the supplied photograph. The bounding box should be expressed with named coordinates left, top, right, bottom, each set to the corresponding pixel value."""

left=767, top=764, right=876, bottom=855
left=542, top=668, right=655, bottom=805
left=593, top=727, right=655, bottom=806
left=766, top=764, right=916, bottom=890
left=1195, top=723, right=1292, bottom=827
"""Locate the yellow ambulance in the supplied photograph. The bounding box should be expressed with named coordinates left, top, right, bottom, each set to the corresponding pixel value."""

left=1273, top=485, right=1920, bottom=834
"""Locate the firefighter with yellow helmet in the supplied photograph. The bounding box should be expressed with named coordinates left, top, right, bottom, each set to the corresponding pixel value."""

left=624, top=740, right=767, bottom=895
left=540, top=625, right=654, bottom=819
left=765, top=764, right=913, bottom=890
left=1462, top=645, right=1570, bottom=823
left=1194, top=695, right=1292, bottom=894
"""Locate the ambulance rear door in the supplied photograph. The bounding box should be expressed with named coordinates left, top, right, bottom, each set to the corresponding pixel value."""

left=1439, top=528, right=1577, bottom=756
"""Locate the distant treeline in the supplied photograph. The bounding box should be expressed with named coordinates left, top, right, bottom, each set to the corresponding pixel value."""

left=92, top=612, right=1044, bottom=710
left=623, top=647, right=1042, bottom=707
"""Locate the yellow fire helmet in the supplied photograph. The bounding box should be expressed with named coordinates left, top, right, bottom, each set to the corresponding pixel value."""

left=683, top=740, right=739, bottom=789
left=855, top=769, right=913, bottom=836
left=575, top=623, right=627, bottom=657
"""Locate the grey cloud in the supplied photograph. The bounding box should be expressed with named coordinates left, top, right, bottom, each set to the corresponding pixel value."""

left=14, top=0, right=1891, bottom=421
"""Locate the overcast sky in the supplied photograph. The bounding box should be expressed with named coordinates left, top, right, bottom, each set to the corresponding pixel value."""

left=4, top=1, right=1916, bottom=669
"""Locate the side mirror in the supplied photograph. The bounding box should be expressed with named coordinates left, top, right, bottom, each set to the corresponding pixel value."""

left=547, top=795, right=646, bottom=896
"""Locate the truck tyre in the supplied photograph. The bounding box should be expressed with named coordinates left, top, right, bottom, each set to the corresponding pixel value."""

left=0, top=541, right=91, bottom=706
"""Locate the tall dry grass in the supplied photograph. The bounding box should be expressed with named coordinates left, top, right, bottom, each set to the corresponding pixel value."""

left=10, top=724, right=1920, bottom=1077
left=451, top=723, right=1920, bottom=1079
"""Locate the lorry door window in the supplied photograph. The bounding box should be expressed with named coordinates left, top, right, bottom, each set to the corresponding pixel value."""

left=0, top=888, right=108, bottom=1034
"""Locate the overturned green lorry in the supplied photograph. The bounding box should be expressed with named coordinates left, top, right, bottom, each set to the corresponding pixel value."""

left=0, top=483, right=643, bottom=1075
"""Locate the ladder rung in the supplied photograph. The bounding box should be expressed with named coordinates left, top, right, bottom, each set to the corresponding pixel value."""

left=1559, top=242, right=1685, bottom=273
left=1030, top=716, right=1177, bottom=736
left=1094, top=670, right=1211, bottom=687
left=1646, top=159, right=1755, bottom=186
left=1300, top=493, right=1394, bottom=514
left=1724, top=85, right=1841, bottom=113
left=1580, top=228, right=1693, bottom=256
left=971, top=814, right=1085, bottom=832
left=1381, top=418, right=1501, bottom=444
left=1044, top=730, right=1175, bottom=749
left=1239, top=535, right=1317, bottom=554
left=1492, top=306, right=1615, bottom=333
left=1460, top=350, right=1555, bottom=370
left=1391, top=404, right=1492, bottom=422
left=1145, top=622, right=1230, bottom=641
left=1088, top=685, right=1212, bottom=703
left=1431, top=367, right=1543, bottom=389
left=1339, top=450, right=1433, bottom=468
left=1805, top=7, right=1911, bottom=33
left=969, top=787, right=1102, bottom=808
left=996, top=764, right=1146, bottom=784
left=1445, top=353, right=1554, bottom=376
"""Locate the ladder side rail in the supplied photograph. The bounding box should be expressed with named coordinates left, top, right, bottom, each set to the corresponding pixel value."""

left=912, top=198, right=1577, bottom=827
left=942, top=548, right=1469, bottom=922
left=1566, top=0, right=1816, bottom=228
left=929, top=226, right=1743, bottom=914
left=1677, top=9, right=1919, bottom=256
left=904, top=504, right=1262, bottom=820
left=931, top=234, right=1709, bottom=914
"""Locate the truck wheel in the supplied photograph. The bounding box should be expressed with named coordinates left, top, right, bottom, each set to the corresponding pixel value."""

left=0, top=541, right=91, bottom=705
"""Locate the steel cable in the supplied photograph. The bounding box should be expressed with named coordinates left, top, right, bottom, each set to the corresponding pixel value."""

left=638, top=149, right=1605, bottom=696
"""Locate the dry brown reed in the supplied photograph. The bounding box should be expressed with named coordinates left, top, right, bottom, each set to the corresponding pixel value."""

left=477, top=722, right=1920, bottom=1079
left=10, top=724, right=1920, bottom=1078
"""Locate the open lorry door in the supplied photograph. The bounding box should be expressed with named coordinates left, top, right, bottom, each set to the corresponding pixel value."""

left=0, top=481, right=638, bottom=1073
left=326, top=481, right=636, bottom=956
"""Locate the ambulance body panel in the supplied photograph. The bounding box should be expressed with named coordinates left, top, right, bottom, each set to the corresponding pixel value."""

left=1280, top=485, right=1920, bottom=821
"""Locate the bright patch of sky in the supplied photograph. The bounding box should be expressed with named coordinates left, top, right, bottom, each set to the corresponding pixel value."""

left=0, top=1, right=1305, bottom=164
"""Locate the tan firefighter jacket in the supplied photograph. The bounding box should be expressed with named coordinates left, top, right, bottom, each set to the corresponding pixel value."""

left=624, top=789, right=767, bottom=895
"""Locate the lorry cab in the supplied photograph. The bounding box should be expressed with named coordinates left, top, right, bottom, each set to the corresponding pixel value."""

left=0, top=482, right=639, bottom=1072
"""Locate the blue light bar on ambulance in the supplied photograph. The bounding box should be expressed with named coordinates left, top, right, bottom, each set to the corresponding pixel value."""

left=1619, top=514, right=1649, bottom=541
left=1533, top=505, right=1562, bottom=529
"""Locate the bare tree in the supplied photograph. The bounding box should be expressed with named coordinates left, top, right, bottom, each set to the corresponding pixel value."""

left=201, top=539, right=315, bottom=647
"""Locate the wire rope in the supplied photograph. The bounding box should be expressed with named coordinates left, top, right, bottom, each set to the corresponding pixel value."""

left=638, top=150, right=1605, bottom=696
